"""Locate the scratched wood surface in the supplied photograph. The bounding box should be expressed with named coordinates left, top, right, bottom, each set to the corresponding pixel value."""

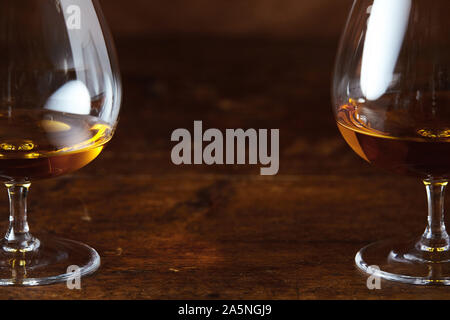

left=0, top=36, right=449, bottom=299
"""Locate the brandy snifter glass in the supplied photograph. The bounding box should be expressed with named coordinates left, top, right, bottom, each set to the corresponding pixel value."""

left=0, top=0, right=121, bottom=285
left=333, top=0, right=450, bottom=284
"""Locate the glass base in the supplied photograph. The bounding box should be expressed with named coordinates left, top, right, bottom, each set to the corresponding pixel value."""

left=356, top=238, right=450, bottom=285
left=0, top=236, right=100, bottom=286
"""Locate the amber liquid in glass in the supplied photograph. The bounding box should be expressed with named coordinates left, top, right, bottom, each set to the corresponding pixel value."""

left=0, top=109, right=111, bottom=180
left=337, top=103, right=450, bottom=178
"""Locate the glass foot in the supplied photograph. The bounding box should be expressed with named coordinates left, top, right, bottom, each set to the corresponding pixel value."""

left=356, top=239, right=450, bottom=285
left=0, top=236, right=100, bottom=286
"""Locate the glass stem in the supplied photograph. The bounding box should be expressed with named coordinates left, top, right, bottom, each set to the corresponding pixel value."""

left=420, top=179, right=450, bottom=251
left=2, top=182, right=39, bottom=253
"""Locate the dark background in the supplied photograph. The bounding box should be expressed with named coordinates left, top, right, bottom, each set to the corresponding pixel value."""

left=95, top=0, right=356, bottom=178
left=3, top=0, right=447, bottom=299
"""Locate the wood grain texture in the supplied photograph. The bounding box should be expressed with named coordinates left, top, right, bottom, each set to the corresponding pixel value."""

left=0, top=36, right=448, bottom=299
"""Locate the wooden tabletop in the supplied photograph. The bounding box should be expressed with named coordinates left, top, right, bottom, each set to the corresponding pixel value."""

left=1, top=36, right=449, bottom=299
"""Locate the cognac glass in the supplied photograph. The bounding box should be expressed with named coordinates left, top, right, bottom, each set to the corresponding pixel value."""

left=333, top=0, right=450, bottom=284
left=0, top=0, right=121, bottom=285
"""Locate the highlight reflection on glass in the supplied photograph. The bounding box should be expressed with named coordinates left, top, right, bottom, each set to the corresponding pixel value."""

left=0, top=0, right=121, bottom=285
left=333, top=0, right=450, bottom=285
